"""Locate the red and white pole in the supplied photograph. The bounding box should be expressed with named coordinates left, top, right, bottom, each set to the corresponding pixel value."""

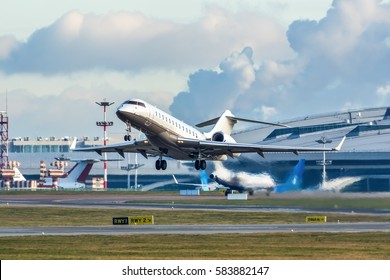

left=96, top=100, right=114, bottom=189
left=103, top=104, right=107, bottom=189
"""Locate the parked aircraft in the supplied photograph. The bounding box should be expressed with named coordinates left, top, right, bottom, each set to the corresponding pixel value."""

left=74, top=98, right=345, bottom=170
left=40, top=159, right=98, bottom=189
left=209, top=159, right=306, bottom=195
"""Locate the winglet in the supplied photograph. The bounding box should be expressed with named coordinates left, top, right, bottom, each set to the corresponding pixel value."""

left=333, top=136, right=346, bottom=151
left=70, top=137, right=77, bottom=150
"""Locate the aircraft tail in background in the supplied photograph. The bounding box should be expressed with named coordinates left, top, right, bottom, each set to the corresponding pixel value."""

left=274, top=159, right=305, bottom=193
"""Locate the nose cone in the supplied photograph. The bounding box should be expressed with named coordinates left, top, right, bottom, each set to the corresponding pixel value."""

left=116, top=107, right=129, bottom=123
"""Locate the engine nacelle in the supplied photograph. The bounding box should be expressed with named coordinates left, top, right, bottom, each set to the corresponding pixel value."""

left=211, top=132, right=241, bottom=158
left=211, top=131, right=236, bottom=143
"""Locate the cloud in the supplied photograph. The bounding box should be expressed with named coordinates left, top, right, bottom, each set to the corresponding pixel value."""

left=170, top=0, right=390, bottom=125
left=169, top=47, right=256, bottom=123
left=0, top=35, right=19, bottom=59
left=0, top=8, right=290, bottom=74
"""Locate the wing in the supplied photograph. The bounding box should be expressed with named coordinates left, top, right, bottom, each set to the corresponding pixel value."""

left=72, top=139, right=159, bottom=158
left=177, top=136, right=345, bottom=158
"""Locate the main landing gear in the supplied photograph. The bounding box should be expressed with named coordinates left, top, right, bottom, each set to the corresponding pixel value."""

left=155, top=159, right=167, bottom=170
left=195, top=159, right=206, bottom=170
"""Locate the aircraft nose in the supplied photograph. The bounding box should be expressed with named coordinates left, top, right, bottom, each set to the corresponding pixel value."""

left=116, top=107, right=128, bottom=122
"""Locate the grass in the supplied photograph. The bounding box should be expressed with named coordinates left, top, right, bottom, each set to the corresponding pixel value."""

left=0, top=192, right=389, bottom=260
left=125, top=197, right=390, bottom=209
left=0, top=232, right=389, bottom=260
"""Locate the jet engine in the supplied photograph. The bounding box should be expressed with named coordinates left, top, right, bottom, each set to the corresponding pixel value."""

left=211, top=131, right=241, bottom=158
left=211, top=131, right=235, bottom=143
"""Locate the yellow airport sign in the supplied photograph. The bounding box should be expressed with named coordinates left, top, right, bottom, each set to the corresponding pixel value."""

left=218, top=189, right=227, bottom=194
left=130, top=216, right=154, bottom=225
left=306, top=216, right=327, bottom=223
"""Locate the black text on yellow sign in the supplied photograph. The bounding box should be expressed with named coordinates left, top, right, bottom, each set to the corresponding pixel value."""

left=306, top=216, right=327, bottom=223
left=130, top=216, right=154, bottom=225
left=112, top=217, right=129, bottom=225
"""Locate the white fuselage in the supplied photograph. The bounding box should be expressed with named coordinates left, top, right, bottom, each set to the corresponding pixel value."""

left=116, top=99, right=210, bottom=160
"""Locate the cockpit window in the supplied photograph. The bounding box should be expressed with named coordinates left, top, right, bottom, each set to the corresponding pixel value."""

left=125, top=100, right=146, bottom=107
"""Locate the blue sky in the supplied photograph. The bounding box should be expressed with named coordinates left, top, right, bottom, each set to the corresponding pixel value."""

left=1, top=0, right=390, bottom=138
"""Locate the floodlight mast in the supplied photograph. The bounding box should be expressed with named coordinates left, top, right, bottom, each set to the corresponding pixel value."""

left=316, top=136, right=333, bottom=187
left=96, top=100, right=114, bottom=189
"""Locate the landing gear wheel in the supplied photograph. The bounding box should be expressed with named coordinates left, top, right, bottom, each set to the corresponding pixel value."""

left=200, top=160, right=206, bottom=170
left=195, top=160, right=206, bottom=170
left=161, top=160, right=167, bottom=170
left=195, top=160, right=200, bottom=170
left=155, top=159, right=167, bottom=170
left=155, top=160, right=161, bottom=170
left=124, top=135, right=132, bottom=141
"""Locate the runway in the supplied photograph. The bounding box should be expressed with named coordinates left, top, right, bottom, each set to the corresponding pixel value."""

left=1, top=193, right=389, bottom=237
left=1, top=193, right=390, bottom=214
left=1, top=222, right=389, bottom=236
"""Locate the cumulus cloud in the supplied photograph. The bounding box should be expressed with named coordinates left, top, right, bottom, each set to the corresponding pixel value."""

left=0, top=8, right=290, bottom=74
left=170, top=0, right=390, bottom=125
left=169, top=47, right=256, bottom=124
left=0, top=36, right=19, bottom=59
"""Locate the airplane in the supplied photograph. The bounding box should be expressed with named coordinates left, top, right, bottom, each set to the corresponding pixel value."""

left=209, top=159, right=306, bottom=195
left=73, top=98, right=345, bottom=170
left=39, top=159, right=99, bottom=189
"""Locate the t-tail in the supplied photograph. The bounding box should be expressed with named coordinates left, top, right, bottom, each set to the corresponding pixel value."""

left=197, top=110, right=289, bottom=140
left=274, top=159, right=305, bottom=193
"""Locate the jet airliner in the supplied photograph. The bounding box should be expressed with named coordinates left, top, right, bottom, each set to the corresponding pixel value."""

left=210, top=159, right=306, bottom=195
left=74, top=99, right=345, bottom=170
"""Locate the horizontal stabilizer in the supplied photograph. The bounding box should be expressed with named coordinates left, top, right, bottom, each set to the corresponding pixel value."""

left=226, top=116, right=290, bottom=128
left=196, top=117, right=220, bottom=128
left=196, top=115, right=289, bottom=128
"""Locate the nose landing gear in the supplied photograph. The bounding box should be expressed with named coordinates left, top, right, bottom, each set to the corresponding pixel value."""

left=124, top=122, right=132, bottom=141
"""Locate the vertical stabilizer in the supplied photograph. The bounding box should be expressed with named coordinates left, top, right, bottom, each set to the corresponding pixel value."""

left=383, top=107, right=390, bottom=120
left=13, top=167, right=26, bottom=182
left=62, top=161, right=94, bottom=183
left=209, top=110, right=236, bottom=135
left=275, top=159, right=305, bottom=192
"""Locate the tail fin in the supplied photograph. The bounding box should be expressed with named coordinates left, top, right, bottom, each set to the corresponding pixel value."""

left=199, top=170, right=209, bottom=185
left=13, top=167, right=26, bottom=182
left=62, top=161, right=94, bottom=183
left=197, top=110, right=290, bottom=137
left=197, top=110, right=237, bottom=136
left=274, top=159, right=305, bottom=192
left=383, top=107, right=390, bottom=120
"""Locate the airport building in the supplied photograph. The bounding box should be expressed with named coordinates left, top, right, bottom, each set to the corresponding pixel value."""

left=232, top=106, right=390, bottom=192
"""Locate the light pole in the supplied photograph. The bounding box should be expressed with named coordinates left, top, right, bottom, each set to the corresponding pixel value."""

left=316, top=136, right=332, bottom=187
left=96, top=100, right=114, bottom=189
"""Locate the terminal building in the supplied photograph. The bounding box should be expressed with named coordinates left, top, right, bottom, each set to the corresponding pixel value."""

left=232, top=106, right=390, bottom=192
left=5, top=106, right=390, bottom=192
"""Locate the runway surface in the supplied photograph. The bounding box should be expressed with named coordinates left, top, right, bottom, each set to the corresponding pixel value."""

left=1, top=193, right=389, bottom=236
left=1, top=222, right=389, bottom=236
left=1, top=193, right=390, bottom=214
